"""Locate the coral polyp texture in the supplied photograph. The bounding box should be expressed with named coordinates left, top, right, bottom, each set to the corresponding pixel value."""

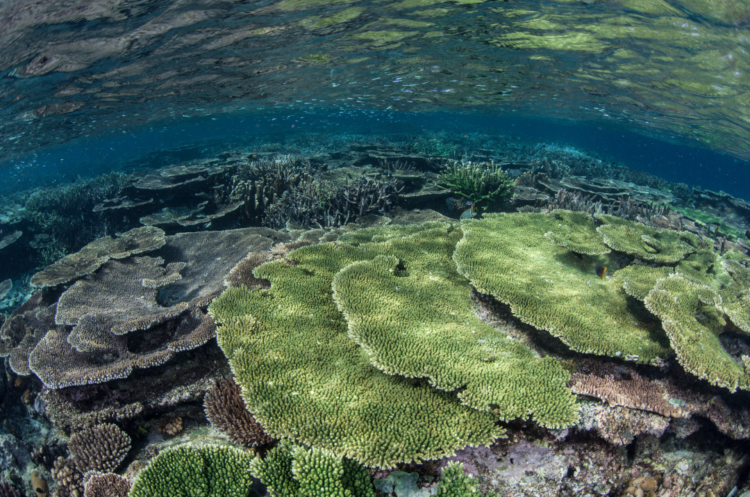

left=331, top=230, right=578, bottom=428
left=453, top=212, right=670, bottom=363
left=204, top=377, right=275, bottom=448
left=129, top=445, right=255, bottom=497
left=644, top=274, right=750, bottom=392
left=250, top=439, right=375, bottom=497
left=210, top=225, right=505, bottom=469
left=596, top=214, right=699, bottom=264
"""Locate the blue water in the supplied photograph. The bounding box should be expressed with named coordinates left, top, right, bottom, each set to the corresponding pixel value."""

left=2, top=111, right=748, bottom=198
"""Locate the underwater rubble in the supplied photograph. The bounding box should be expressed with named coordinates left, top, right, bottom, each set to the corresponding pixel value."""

left=0, top=135, right=750, bottom=496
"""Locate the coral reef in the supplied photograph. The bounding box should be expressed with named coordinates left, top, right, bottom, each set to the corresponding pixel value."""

left=203, top=378, right=275, bottom=449
left=454, top=211, right=670, bottom=363
left=68, top=424, right=130, bottom=474
left=129, top=445, right=255, bottom=497
left=331, top=230, right=577, bottom=428
left=0, top=482, right=25, bottom=497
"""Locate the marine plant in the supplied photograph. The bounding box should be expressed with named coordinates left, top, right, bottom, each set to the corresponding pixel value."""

left=437, top=161, right=513, bottom=209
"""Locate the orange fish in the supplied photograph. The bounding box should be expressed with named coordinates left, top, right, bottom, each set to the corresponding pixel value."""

left=595, top=265, right=607, bottom=279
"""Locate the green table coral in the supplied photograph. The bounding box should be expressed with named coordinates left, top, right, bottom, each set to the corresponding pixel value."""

left=210, top=224, right=504, bottom=469
left=453, top=212, right=670, bottom=363
left=644, top=273, right=750, bottom=392
left=129, top=445, right=256, bottom=497
left=332, top=250, right=578, bottom=428
left=596, top=214, right=699, bottom=264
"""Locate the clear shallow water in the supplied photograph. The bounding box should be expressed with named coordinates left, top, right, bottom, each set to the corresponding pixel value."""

left=1, top=0, right=749, bottom=176
left=2, top=2, right=750, bottom=495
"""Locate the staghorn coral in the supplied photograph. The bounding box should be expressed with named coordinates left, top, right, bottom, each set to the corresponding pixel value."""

left=453, top=212, right=670, bottom=363
left=68, top=424, right=131, bottom=474
left=82, top=473, right=130, bottom=497
left=437, top=160, right=513, bottom=209
left=129, top=445, right=255, bottom=497
left=263, top=175, right=402, bottom=229
left=331, top=227, right=578, bottom=429
left=30, top=226, right=166, bottom=288
left=204, top=378, right=275, bottom=449
left=209, top=223, right=504, bottom=469
left=644, top=273, right=750, bottom=392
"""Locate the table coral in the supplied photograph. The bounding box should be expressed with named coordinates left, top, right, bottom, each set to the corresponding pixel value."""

left=454, top=212, right=670, bottom=363
left=644, top=273, right=750, bottom=392
left=332, top=229, right=578, bottom=428
left=210, top=225, right=504, bottom=468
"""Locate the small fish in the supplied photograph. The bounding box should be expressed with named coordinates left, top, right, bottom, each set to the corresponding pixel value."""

left=595, top=265, right=607, bottom=279
left=460, top=203, right=476, bottom=220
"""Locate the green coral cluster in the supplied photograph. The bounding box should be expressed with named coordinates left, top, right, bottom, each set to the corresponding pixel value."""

left=129, top=445, right=256, bottom=497
left=251, top=440, right=375, bottom=497
left=210, top=221, right=580, bottom=468
left=454, top=211, right=670, bottom=363
left=437, top=161, right=513, bottom=209
left=209, top=209, right=750, bottom=475
left=456, top=210, right=750, bottom=392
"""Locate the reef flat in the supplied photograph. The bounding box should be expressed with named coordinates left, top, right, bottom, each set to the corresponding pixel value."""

left=0, top=134, right=749, bottom=497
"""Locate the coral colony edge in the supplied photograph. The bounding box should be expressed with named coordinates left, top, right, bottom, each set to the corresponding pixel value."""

left=0, top=137, right=749, bottom=497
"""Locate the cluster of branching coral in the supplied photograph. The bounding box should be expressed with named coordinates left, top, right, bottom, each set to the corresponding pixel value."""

left=437, top=160, right=513, bottom=209
left=546, top=189, right=670, bottom=225
left=263, top=176, right=402, bottom=229
left=22, top=173, right=127, bottom=259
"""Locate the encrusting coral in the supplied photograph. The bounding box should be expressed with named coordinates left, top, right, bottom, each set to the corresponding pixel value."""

left=210, top=224, right=505, bottom=469
left=204, top=377, right=275, bottom=449
left=129, top=445, right=255, bottom=497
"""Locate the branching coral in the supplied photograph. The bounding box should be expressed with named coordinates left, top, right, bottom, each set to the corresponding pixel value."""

left=129, top=445, right=255, bottom=497
left=250, top=439, right=375, bottom=497
left=204, top=377, right=275, bottom=449
left=437, top=161, right=513, bottom=209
